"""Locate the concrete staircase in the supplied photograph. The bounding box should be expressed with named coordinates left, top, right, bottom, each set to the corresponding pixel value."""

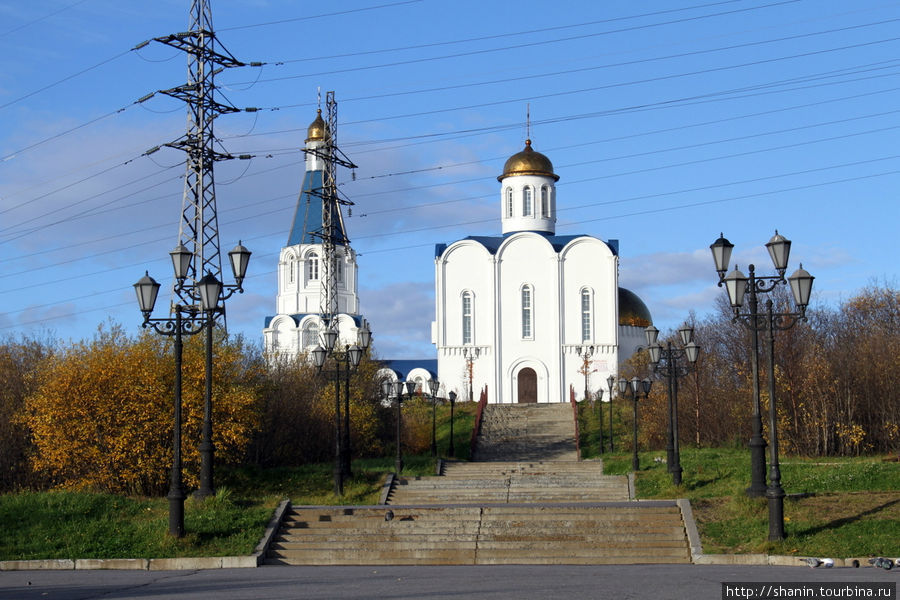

left=388, top=460, right=629, bottom=504
left=267, top=502, right=690, bottom=565
left=265, top=404, right=692, bottom=565
left=474, top=404, right=577, bottom=461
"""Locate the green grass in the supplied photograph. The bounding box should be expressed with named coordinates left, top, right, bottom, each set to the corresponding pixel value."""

left=596, top=444, right=900, bottom=557
left=0, top=401, right=479, bottom=561
left=0, top=488, right=277, bottom=560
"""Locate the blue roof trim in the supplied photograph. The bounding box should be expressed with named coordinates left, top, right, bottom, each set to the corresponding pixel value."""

left=264, top=313, right=363, bottom=328
left=286, top=169, right=349, bottom=247
left=379, top=359, right=438, bottom=379
left=435, top=232, right=618, bottom=257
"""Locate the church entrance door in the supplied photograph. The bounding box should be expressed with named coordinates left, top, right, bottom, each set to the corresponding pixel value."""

left=517, top=368, right=537, bottom=403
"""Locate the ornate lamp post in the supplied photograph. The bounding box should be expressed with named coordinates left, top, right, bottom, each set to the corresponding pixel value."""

left=134, top=271, right=213, bottom=537
left=712, top=232, right=787, bottom=497
left=645, top=325, right=700, bottom=486
left=312, top=322, right=369, bottom=495
left=341, top=321, right=371, bottom=479
left=169, top=241, right=250, bottom=500
left=607, top=375, right=616, bottom=452
left=384, top=380, right=416, bottom=475
left=429, top=378, right=440, bottom=457
left=619, top=377, right=652, bottom=472
left=448, top=391, right=458, bottom=457
left=713, top=231, right=814, bottom=540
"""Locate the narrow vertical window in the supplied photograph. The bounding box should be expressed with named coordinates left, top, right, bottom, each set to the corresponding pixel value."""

left=308, top=253, right=319, bottom=280
left=303, top=324, right=319, bottom=348
left=336, top=255, right=344, bottom=283
left=523, top=187, right=532, bottom=216
left=505, top=188, right=513, bottom=218
left=462, top=291, right=473, bottom=345
left=541, top=186, right=550, bottom=218
left=288, top=258, right=294, bottom=284
left=521, top=285, right=533, bottom=339
left=581, top=289, right=592, bottom=342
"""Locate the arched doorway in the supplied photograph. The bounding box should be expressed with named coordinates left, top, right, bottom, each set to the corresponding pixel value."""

left=517, top=368, right=537, bottom=403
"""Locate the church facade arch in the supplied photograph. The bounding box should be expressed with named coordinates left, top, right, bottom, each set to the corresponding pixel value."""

left=507, top=357, right=549, bottom=404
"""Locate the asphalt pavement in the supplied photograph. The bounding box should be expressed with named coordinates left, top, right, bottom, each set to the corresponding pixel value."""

left=1, top=564, right=897, bottom=600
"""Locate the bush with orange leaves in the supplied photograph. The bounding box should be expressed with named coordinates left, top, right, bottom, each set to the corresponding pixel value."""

left=22, top=324, right=264, bottom=496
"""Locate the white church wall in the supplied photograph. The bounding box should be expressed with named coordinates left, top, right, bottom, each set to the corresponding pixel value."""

left=497, top=233, right=562, bottom=403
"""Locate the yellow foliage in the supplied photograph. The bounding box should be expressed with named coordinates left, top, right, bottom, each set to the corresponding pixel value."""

left=22, top=323, right=263, bottom=495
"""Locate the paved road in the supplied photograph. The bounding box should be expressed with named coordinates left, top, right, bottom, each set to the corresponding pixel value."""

left=1, top=564, right=897, bottom=600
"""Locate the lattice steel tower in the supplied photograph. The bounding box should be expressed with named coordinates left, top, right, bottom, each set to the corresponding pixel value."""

left=155, top=0, right=244, bottom=313
left=308, top=92, right=357, bottom=332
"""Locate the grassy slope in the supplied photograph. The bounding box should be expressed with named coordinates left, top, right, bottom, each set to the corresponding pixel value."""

left=601, top=447, right=900, bottom=557
left=0, top=402, right=478, bottom=560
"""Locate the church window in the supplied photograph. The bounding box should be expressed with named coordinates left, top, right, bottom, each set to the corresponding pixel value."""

left=521, top=285, right=533, bottom=339
left=462, top=291, right=473, bottom=344
left=541, top=186, right=550, bottom=218
left=336, top=255, right=344, bottom=283
left=523, top=187, right=533, bottom=217
left=303, top=323, right=319, bottom=348
left=287, top=258, right=294, bottom=284
left=505, top=188, right=513, bottom=218
left=308, top=253, right=319, bottom=280
left=581, top=289, right=592, bottom=342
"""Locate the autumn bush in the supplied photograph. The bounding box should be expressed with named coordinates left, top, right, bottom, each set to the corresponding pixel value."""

left=0, top=335, right=52, bottom=492
left=250, top=350, right=388, bottom=467
left=22, top=324, right=263, bottom=495
left=630, top=283, right=900, bottom=457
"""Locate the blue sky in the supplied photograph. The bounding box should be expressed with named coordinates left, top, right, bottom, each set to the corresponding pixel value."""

left=1, top=0, right=898, bottom=359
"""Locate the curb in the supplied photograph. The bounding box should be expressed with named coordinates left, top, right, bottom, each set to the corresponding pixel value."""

left=0, top=498, right=292, bottom=572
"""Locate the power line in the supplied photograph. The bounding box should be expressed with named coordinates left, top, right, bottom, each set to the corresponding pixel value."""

left=230, top=0, right=801, bottom=85
left=217, top=0, right=425, bottom=31
left=0, top=0, right=89, bottom=38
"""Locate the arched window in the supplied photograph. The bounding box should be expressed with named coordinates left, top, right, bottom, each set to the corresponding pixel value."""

left=505, top=188, right=513, bottom=218
left=521, top=285, right=533, bottom=339
left=581, top=288, right=592, bottom=342
left=308, top=253, right=319, bottom=280
left=541, top=186, right=550, bottom=218
left=302, top=323, right=319, bottom=348
left=523, top=187, right=533, bottom=217
left=336, top=254, right=344, bottom=283
left=462, top=291, right=473, bottom=345
left=287, top=256, right=294, bottom=284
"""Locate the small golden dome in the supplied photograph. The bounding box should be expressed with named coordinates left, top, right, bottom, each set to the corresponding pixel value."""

left=619, top=287, right=653, bottom=328
left=498, top=139, right=560, bottom=182
left=306, top=109, right=326, bottom=142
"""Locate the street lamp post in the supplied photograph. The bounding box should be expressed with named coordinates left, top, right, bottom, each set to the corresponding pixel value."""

left=645, top=325, right=700, bottom=486
left=134, top=273, right=213, bottom=537
left=429, top=378, right=440, bottom=457
left=619, top=377, right=652, bottom=472
left=341, top=321, right=371, bottom=479
left=169, top=241, right=251, bottom=500
left=712, top=232, right=790, bottom=498
left=385, top=380, right=416, bottom=475
left=607, top=375, right=616, bottom=452
left=312, top=322, right=370, bottom=495
left=448, top=391, right=458, bottom=457
left=712, top=231, right=814, bottom=540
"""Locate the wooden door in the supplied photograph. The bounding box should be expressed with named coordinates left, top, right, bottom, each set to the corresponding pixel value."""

left=517, top=368, right=537, bottom=403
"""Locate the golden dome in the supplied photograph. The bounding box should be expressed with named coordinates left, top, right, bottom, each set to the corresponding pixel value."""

left=618, top=287, right=652, bottom=328
left=306, top=109, right=326, bottom=142
left=498, top=139, right=559, bottom=182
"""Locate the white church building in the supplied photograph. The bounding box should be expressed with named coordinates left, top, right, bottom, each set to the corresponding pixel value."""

left=262, top=110, right=368, bottom=357
left=432, top=139, right=652, bottom=404
left=261, top=110, right=651, bottom=401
